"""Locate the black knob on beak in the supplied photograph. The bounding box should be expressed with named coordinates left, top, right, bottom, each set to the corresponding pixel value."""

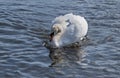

left=49, top=32, right=54, bottom=41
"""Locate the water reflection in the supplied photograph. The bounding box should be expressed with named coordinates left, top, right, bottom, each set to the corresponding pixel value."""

left=48, top=47, right=85, bottom=67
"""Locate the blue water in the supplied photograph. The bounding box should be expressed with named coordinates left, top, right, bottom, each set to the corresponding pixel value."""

left=0, top=0, right=120, bottom=78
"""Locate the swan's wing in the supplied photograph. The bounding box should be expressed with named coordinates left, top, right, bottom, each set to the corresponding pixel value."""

left=61, top=16, right=88, bottom=45
left=61, top=22, right=80, bottom=45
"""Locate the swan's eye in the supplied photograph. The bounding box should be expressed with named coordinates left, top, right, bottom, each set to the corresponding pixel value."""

left=52, top=24, right=62, bottom=35
left=53, top=27, right=61, bottom=35
left=57, top=29, right=61, bottom=33
left=55, top=29, right=61, bottom=35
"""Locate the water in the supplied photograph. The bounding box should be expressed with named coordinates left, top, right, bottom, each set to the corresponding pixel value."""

left=0, top=0, right=120, bottom=78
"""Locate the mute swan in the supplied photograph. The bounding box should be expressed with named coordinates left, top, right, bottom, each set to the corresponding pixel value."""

left=49, top=13, right=88, bottom=47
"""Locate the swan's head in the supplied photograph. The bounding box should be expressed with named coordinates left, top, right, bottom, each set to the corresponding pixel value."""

left=49, top=24, right=62, bottom=42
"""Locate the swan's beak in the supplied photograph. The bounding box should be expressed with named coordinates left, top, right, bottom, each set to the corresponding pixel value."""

left=49, top=32, right=54, bottom=41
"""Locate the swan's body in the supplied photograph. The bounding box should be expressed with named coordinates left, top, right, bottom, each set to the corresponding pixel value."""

left=50, top=13, right=88, bottom=47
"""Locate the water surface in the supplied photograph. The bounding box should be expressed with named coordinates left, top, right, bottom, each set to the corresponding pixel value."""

left=0, top=0, right=120, bottom=78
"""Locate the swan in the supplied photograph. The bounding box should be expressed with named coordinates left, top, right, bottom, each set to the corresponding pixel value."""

left=49, top=13, right=88, bottom=48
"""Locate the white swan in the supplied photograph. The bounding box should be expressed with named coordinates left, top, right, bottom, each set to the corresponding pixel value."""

left=49, top=13, right=88, bottom=47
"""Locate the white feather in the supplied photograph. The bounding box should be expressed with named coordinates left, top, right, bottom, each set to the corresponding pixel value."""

left=51, top=13, right=88, bottom=47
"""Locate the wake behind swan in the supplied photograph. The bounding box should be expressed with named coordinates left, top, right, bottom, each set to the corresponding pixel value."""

left=48, top=13, right=88, bottom=48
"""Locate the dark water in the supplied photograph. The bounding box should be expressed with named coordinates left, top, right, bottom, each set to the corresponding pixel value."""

left=0, top=0, right=120, bottom=78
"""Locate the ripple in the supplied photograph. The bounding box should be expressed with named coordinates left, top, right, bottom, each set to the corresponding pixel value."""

left=11, top=8, right=32, bottom=12
left=0, top=22, right=12, bottom=26
left=0, top=37, right=25, bottom=44
left=0, top=29, right=23, bottom=35
left=0, top=0, right=120, bottom=78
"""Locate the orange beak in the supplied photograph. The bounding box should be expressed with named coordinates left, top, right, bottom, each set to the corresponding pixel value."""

left=49, top=32, right=54, bottom=42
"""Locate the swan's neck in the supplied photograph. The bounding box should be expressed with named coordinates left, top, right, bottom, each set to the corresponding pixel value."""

left=52, top=31, right=64, bottom=47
